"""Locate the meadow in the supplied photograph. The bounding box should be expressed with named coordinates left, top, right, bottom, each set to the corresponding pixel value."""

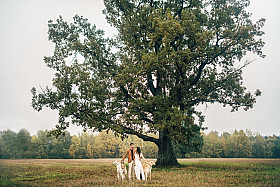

left=0, top=158, right=279, bottom=186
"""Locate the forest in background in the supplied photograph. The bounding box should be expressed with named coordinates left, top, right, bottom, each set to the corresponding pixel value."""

left=0, top=129, right=279, bottom=159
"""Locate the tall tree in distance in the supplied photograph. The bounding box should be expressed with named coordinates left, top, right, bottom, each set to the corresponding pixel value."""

left=16, top=129, right=32, bottom=158
left=31, top=0, right=265, bottom=166
left=0, top=130, right=17, bottom=159
left=68, top=135, right=81, bottom=158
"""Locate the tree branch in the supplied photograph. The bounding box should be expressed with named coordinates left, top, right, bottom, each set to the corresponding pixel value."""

left=141, top=117, right=154, bottom=124
left=120, top=125, right=159, bottom=145
left=147, top=72, right=157, bottom=96
left=120, top=86, right=134, bottom=100
left=190, top=46, right=229, bottom=87
left=189, top=98, right=219, bottom=106
left=190, top=62, right=207, bottom=86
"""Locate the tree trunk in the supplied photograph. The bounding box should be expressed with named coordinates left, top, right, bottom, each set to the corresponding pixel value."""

left=156, top=129, right=179, bottom=167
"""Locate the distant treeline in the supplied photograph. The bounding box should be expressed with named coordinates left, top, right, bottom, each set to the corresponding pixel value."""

left=0, top=129, right=279, bottom=159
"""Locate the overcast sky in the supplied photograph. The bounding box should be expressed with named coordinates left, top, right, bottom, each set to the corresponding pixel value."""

left=0, top=0, right=279, bottom=136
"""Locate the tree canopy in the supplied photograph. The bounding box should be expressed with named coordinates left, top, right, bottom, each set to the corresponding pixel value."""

left=31, top=0, right=265, bottom=166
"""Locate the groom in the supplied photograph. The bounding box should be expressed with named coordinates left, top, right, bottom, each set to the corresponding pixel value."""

left=121, top=143, right=136, bottom=180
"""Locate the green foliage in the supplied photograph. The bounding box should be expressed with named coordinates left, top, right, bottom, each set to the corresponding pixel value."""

left=197, top=130, right=280, bottom=158
left=173, top=130, right=203, bottom=158
left=1, top=128, right=279, bottom=159
left=30, top=1, right=265, bottom=165
left=202, top=131, right=223, bottom=158
left=68, top=135, right=80, bottom=158
left=0, top=130, right=18, bottom=159
left=227, top=130, right=252, bottom=157
left=0, top=129, right=158, bottom=159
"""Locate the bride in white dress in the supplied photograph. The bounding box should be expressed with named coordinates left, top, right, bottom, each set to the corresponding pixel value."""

left=134, top=147, right=147, bottom=180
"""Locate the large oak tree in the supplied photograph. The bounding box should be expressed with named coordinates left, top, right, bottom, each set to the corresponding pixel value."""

left=31, top=0, right=265, bottom=166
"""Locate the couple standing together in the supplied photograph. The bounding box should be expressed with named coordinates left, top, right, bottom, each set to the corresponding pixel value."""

left=121, top=143, right=147, bottom=180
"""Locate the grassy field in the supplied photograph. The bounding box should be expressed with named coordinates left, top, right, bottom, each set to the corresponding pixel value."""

left=0, top=158, right=279, bottom=186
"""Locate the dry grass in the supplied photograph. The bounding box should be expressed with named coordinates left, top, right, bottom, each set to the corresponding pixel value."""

left=0, top=158, right=279, bottom=186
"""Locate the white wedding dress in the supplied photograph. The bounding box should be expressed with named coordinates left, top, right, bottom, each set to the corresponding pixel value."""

left=134, top=153, right=145, bottom=180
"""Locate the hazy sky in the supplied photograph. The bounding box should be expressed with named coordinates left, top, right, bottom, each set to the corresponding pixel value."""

left=0, top=0, right=279, bottom=136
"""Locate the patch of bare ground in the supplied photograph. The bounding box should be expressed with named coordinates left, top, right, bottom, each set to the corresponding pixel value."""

left=178, top=158, right=280, bottom=164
